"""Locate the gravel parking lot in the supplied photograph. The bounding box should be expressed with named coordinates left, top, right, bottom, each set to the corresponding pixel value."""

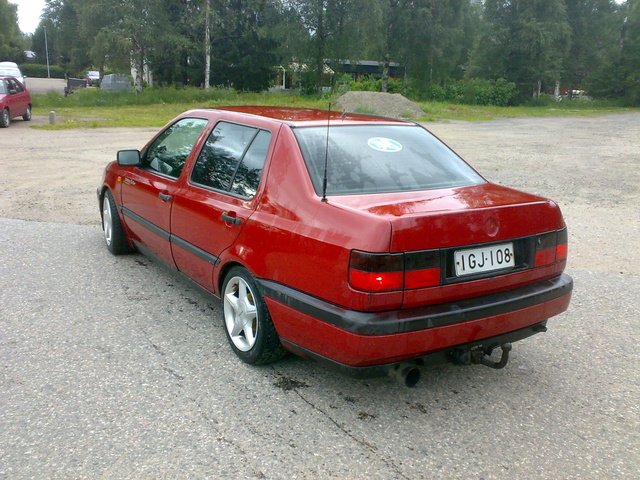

left=0, top=113, right=638, bottom=479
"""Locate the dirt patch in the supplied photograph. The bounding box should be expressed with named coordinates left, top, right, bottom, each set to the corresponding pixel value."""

left=335, top=91, right=424, bottom=118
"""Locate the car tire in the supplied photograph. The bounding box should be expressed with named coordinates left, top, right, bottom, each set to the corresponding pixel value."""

left=0, top=108, right=9, bottom=128
left=101, top=189, right=134, bottom=255
left=22, top=105, right=31, bottom=121
left=222, top=266, right=287, bottom=365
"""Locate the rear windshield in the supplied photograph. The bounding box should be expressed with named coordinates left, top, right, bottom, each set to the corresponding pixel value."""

left=294, top=125, right=484, bottom=195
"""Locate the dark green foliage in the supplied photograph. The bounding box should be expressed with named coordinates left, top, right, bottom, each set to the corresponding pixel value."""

left=20, top=64, right=66, bottom=79
left=470, top=0, right=571, bottom=101
left=564, top=0, right=621, bottom=87
left=586, top=0, right=640, bottom=106
left=26, top=0, right=639, bottom=105
left=411, top=78, right=517, bottom=106
left=209, top=1, right=278, bottom=92
left=0, top=0, right=26, bottom=61
left=37, top=0, right=280, bottom=93
left=350, top=76, right=404, bottom=94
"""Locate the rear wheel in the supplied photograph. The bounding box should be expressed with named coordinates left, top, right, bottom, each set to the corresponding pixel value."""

left=222, top=266, right=286, bottom=365
left=0, top=108, right=9, bottom=128
left=22, top=105, right=31, bottom=121
left=101, top=189, right=133, bottom=255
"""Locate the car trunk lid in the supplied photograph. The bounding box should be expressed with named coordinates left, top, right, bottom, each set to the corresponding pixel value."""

left=333, top=183, right=563, bottom=251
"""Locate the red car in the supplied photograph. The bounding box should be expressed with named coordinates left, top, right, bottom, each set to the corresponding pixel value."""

left=0, top=76, right=32, bottom=128
left=98, top=107, right=572, bottom=386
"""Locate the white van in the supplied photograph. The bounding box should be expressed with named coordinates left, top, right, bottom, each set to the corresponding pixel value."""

left=0, top=62, right=26, bottom=86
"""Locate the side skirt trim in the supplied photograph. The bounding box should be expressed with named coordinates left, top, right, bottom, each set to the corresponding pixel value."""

left=121, top=207, right=220, bottom=267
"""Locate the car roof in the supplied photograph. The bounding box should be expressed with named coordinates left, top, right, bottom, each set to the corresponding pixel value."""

left=0, top=75, right=23, bottom=83
left=194, top=106, right=414, bottom=128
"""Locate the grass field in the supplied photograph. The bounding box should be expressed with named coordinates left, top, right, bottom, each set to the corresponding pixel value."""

left=31, top=86, right=634, bottom=129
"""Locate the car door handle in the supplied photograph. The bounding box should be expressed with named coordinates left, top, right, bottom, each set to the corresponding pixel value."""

left=221, top=213, right=242, bottom=226
left=158, top=192, right=172, bottom=202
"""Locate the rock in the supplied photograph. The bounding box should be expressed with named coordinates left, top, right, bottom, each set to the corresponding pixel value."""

left=335, top=91, right=424, bottom=119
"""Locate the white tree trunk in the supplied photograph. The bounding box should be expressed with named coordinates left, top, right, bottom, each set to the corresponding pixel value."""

left=205, top=0, right=211, bottom=90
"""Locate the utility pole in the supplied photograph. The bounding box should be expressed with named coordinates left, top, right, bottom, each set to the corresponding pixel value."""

left=44, top=26, right=50, bottom=78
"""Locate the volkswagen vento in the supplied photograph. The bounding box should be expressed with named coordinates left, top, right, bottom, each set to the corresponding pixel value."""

left=98, top=106, right=572, bottom=386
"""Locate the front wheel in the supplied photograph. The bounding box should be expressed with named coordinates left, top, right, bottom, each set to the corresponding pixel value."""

left=0, top=108, right=9, bottom=128
left=222, top=266, right=286, bottom=365
left=101, top=189, right=134, bottom=255
left=22, top=105, right=31, bottom=121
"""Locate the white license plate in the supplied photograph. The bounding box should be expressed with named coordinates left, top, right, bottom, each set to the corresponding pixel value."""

left=454, top=243, right=515, bottom=277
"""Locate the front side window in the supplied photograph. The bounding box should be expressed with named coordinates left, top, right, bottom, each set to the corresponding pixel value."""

left=191, top=122, right=271, bottom=198
left=294, top=125, right=485, bottom=196
left=5, top=79, right=21, bottom=93
left=143, top=118, right=208, bottom=178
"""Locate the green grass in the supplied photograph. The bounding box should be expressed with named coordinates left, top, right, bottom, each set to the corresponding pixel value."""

left=416, top=99, right=633, bottom=121
left=31, top=87, right=635, bottom=129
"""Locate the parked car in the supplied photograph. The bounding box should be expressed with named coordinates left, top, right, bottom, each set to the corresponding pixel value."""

left=0, top=61, right=26, bottom=85
left=84, top=70, right=100, bottom=86
left=98, top=107, right=572, bottom=386
left=0, top=76, right=32, bottom=128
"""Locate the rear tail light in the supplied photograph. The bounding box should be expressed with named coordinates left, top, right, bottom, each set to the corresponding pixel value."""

left=349, top=252, right=403, bottom=292
left=534, top=228, right=568, bottom=267
left=349, top=250, right=441, bottom=293
left=404, top=251, right=441, bottom=289
left=556, top=228, right=568, bottom=261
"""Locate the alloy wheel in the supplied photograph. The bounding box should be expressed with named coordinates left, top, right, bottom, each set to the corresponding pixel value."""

left=223, top=275, right=258, bottom=352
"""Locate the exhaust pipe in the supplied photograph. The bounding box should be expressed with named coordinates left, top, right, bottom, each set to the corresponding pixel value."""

left=389, top=362, right=421, bottom=387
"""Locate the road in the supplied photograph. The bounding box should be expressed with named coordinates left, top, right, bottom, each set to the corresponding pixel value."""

left=0, top=114, right=638, bottom=479
left=23, top=77, right=67, bottom=95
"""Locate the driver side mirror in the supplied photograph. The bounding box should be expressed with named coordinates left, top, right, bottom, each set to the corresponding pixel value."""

left=117, top=149, right=141, bottom=166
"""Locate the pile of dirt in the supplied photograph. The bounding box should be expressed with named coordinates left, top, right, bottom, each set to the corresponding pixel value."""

left=335, top=91, right=424, bottom=119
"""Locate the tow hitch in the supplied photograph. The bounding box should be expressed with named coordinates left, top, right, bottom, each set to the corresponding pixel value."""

left=451, top=343, right=513, bottom=369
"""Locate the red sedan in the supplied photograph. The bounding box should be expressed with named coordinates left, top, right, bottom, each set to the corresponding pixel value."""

left=98, top=107, right=572, bottom=386
left=0, top=76, right=32, bottom=128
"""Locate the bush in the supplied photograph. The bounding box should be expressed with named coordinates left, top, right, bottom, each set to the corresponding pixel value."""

left=349, top=75, right=404, bottom=94
left=415, top=78, right=517, bottom=106
left=19, top=64, right=66, bottom=79
left=351, top=75, right=378, bottom=92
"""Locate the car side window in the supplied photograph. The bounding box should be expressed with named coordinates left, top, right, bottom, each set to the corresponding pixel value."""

left=191, top=122, right=271, bottom=198
left=6, top=79, right=19, bottom=93
left=143, top=118, right=208, bottom=179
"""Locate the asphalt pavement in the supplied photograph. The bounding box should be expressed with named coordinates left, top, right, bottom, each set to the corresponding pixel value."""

left=23, top=77, right=67, bottom=95
left=0, top=221, right=637, bottom=479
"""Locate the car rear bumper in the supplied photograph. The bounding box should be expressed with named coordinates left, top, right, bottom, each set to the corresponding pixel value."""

left=259, top=273, right=573, bottom=370
left=280, top=321, right=550, bottom=379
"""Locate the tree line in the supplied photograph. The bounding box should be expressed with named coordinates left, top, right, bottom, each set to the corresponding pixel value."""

left=2, top=0, right=639, bottom=104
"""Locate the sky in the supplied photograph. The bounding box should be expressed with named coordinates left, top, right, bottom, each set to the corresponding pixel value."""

left=12, top=0, right=45, bottom=34
left=10, top=0, right=629, bottom=35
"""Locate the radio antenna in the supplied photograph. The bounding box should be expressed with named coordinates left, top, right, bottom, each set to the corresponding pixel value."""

left=321, top=103, right=331, bottom=202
